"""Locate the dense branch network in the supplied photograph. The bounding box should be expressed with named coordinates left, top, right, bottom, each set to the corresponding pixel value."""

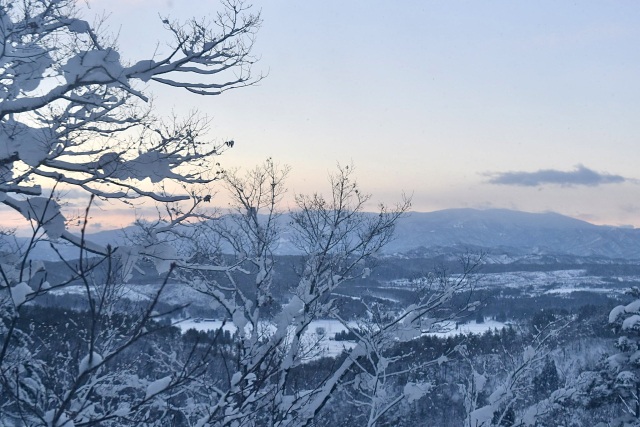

left=0, top=0, right=260, bottom=247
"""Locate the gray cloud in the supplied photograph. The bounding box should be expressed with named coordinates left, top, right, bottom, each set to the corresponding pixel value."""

left=486, top=165, right=627, bottom=187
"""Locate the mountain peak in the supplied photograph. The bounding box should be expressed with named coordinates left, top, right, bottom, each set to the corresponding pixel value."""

left=385, top=208, right=638, bottom=258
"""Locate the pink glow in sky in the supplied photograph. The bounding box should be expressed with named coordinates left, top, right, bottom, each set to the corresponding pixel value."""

left=61, top=1, right=640, bottom=227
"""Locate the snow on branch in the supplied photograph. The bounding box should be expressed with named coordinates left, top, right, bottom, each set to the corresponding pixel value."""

left=0, top=0, right=260, bottom=250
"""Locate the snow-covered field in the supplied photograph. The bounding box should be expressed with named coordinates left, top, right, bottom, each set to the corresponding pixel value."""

left=475, top=269, right=634, bottom=294
left=49, top=268, right=639, bottom=316
left=544, top=287, right=613, bottom=294
left=47, top=266, right=623, bottom=363
left=430, top=319, right=507, bottom=337
left=175, top=318, right=507, bottom=359
left=176, top=318, right=357, bottom=359
left=385, top=269, right=639, bottom=296
left=50, top=282, right=215, bottom=305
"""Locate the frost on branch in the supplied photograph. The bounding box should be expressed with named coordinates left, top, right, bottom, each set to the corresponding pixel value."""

left=176, top=162, right=489, bottom=426
left=78, top=352, right=103, bottom=376
left=145, top=376, right=172, bottom=399
left=14, top=197, right=65, bottom=239
left=0, top=1, right=260, bottom=425
left=9, top=281, right=32, bottom=306
left=601, top=289, right=640, bottom=419
left=403, top=381, right=433, bottom=403
left=0, top=0, right=261, bottom=252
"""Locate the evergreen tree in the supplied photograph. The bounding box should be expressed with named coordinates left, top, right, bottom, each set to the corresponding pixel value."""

left=533, top=357, right=560, bottom=400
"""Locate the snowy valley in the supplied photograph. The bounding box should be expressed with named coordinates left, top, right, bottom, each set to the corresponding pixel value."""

left=2, top=1, right=640, bottom=425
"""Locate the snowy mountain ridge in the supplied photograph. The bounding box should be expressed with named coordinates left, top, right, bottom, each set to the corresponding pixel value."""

left=21, top=208, right=640, bottom=261
left=384, top=208, right=640, bottom=259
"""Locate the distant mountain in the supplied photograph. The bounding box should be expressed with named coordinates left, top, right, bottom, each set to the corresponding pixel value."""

left=384, top=208, right=640, bottom=259
left=224, top=208, right=640, bottom=260
left=19, top=208, right=640, bottom=261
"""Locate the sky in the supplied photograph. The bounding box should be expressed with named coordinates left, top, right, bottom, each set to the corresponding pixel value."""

left=70, top=0, right=640, bottom=227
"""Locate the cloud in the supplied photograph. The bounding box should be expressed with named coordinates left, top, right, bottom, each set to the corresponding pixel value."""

left=486, top=165, right=627, bottom=187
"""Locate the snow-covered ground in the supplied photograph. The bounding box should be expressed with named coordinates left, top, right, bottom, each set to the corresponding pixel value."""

left=49, top=268, right=639, bottom=316
left=544, top=287, right=612, bottom=294
left=474, top=269, right=635, bottom=294
left=384, top=269, right=640, bottom=297
left=176, top=318, right=357, bottom=359
left=176, top=319, right=238, bottom=334
left=175, top=318, right=507, bottom=360
left=429, top=319, right=507, bottom=337
left=50, top=282, right=215, bottom=305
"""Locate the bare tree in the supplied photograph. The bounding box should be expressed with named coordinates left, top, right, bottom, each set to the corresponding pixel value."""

left=337, top=258, right=482, bottom=427
left=463, top=319, right=573, bottom=427
left=0, top=0, right=260, bottom=252
left=0, top=1, right=501, bottom=424
left=0, top=195, right=217, bottom=426
left=1, top=1, right=261, bottom=425
left=170, top=161, right=488, bottom=426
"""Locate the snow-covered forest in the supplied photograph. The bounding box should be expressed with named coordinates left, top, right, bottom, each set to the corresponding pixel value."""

left=2, top=1, right=640, bottom=426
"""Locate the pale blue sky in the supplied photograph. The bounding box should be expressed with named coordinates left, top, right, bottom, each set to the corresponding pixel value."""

left=84, top=0, right=640, bottom=226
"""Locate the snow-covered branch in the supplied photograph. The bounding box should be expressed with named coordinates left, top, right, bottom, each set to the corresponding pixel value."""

left=1, top=0, right=260, bottom=250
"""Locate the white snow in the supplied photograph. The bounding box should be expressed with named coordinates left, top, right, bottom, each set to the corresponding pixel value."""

left=232, top=310, right=248, bottom=335
left=616, top=370, right=636, bottom=386
left=468, top=405, right=495, bottom=427
left=622, top=314, right=640, bottom=330
left=177, top=317, right=506, bottom=360
left=0, top=120, right=53, bottom=168
left=609, top=305, right=626, bottom=323
left=395, top=325, right=422, bottom=342
left=15, top=197, right=66, bottom=239
left=44, top=409, right=75, bottom=427
left=178, top=318, right=357, bottom=359
left=79, top=352, right=103, bottom=375
left=544, top=287, right=612, bottom=295
left=177, top=319, right=237, bottom=334
left=428, top=320, right=507, bottom=337
left=522, top=345, right=535, bottom=363
left=10, top=282, right=32, bottom=306
left=145, top=376, right=172, bottom=399
left=474, top=372, right=487, bottom=391
left=403, top=381, right=433, bottom=403
left=230, top=372, right=242, bottom=390
left=145, top=243, right=178, bottom=275
left=625, top=300, right=640, bottom=313
left=113, top=404, right=131, bottom=417
left=63, top=48, right=124, bottom=84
